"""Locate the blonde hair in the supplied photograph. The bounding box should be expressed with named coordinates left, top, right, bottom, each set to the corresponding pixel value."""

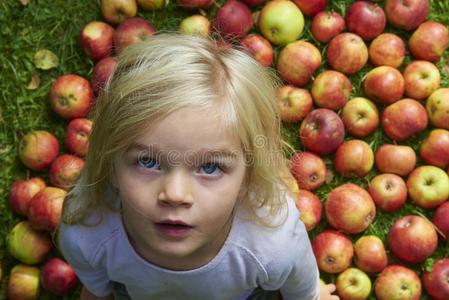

left=62, top=33, right=296, bottom=227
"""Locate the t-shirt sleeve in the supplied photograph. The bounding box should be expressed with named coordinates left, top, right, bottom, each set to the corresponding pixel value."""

left=59, top=223, right=113, bottom=297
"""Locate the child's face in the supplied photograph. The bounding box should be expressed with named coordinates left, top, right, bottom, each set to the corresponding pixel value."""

left=115, top=107, right=247, bottom=270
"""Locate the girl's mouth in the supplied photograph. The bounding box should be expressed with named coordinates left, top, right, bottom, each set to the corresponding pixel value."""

left=154, top=220, right=193, bottom=238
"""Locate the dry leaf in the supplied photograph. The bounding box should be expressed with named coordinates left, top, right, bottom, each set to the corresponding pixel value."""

left=442, top=59, right=449, bottom=77
left=325, top=169, right=334, bottom=184
left=27, top=74, right=40, bottom=90
left=34, top=49, right=59, bottom=70
left=19, top=0, right=28, bottom=5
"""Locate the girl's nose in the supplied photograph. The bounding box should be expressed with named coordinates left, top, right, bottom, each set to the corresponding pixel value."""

left=157, top=169, right=194, bottom=207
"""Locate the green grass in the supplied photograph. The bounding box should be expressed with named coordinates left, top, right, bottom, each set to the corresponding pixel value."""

left=1, top=0, right=448, bottom=299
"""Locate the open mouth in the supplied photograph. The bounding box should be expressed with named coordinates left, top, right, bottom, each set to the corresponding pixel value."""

left=154, top=221, right=193, bottom=237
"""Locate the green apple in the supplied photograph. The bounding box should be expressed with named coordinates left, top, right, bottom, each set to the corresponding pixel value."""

left=8, top=264, right=40, bottom=300
left=336, top=268, right=372, bottom=300
left=179, top=15, right=210, bottom=37
left=137, top=0, right=168, bottom=10
left=258, top=0, right=304, bottom=45
left=407, top=165, right=449, bottom=209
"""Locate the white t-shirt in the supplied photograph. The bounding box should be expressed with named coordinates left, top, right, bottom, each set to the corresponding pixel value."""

left=59, top=193, right=320, bottom=300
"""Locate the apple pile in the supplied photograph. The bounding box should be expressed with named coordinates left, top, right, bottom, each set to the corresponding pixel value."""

left=5, top=0, right=449, bottom=299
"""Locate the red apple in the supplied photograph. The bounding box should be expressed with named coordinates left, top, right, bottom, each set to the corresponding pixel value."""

left=290, top=151, right=326, bottom=191
left=333, top=139, right=374, bottom=177
left=354, top=235, right=388, bottom=273
left=375, top=144, right=416, bottom=176
left=327, top=32, right=368, bottom=75
left=179, top=15, right=211, bottom=38
left=310, top=11, right=345, bottom=43
left=276, top=85, right=312, bottom=123
left=384, top=0, right=429, bottom=30
left=50, top=74, right=94, bottom=119
left=294, top=189, right=322, bottom=231
left=336, top=268, right=372, bottom=300
left=241, top=0, right=265, bottom=7
left=214, top=0, right=253, bottom=40
left=293, top=0, right=327, bottom=16
left=368, top=173, right=407, bottom=212
left=240, top=34, right=274, bottom=68
left=90, top=56, right=118, bottom=97
left=363, top=66, right=405, bottom=105
left=312, top=230, right=354, bottom=274
left=9, top=177, right=46, bottom=216
left=311, top=70, right=352, bottom=111
left=381, top=98, right=428, bottom=141
left=65, top=118, right=92, bottom=158
left=299, top=108, right=345, bottom=156
left=277, top=40, right=321, bottom=87
left=422, top=258, right=449, bottom=300
left=325, top=183, right=376, bottom=234
left=101, top=0, right=137, bottom=24
left=49, top=154, right=85, bottom=190
left=114, top=17, right=157, bottom=54
left=7, top=220, right=53, bottom=264
left=19, top=130, right=59, bottom=171
left=177, top=0, right=209, bottom=9
left=8, top=264, right=40, bottom=300
left=346, top=1, right=386, bottom=41
left=79, top=21, right=114, bottom=62
left=409, top=21, right=449, bottom=61
left=28, top=186, right=67, bottom=232
left=407, top=165, right=449, bottom=209
left=419, top=129, right=449, bottom=168
left=374, top=265, right=422, bottom=300
left=387, top=215, right=438, bottom=263
left=369, top=33, right=406, bottom=68
left=341, top=97, right=379, bottom=137
left=41, top=258, right=79, bottom=296
left=433, top=201, right=449, bottom=240
left=426, top=88, right=449, bottom=130
left=403, top=60, right=440, bottom=100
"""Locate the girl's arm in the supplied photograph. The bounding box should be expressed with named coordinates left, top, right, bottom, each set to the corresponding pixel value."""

left=81, top=286, right=114, bottom=300
left=319, top=284, right=339, bottom=300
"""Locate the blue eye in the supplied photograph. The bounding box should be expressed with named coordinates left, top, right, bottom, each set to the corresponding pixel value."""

left=200, top=163, right=222, bottom=175
left=138, top=156, right=159, bottom=170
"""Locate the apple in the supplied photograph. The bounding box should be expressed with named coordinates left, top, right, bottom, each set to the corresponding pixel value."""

left=406, top=165, right=449, bottom=209
left=276, top=85, right=312, bottom=123
left=426, top=88, right=449, bottom=130
left=28, top=186, right=67, bottom=232
left=381, top=98, right=428, bottom=141
left=433, top=201, right=449, bottom=240
left=312, top=230, right=354, bottom=274
left=241, top=0, right=265, bottom=7
left=363, top=66, right=405, bottom=105
left=213, top=0, right=253, bottom=40
left=403, top=60, right=440, bottom=101
left=292, top=0, right=327, bottom=16
left=290, top=151, right=326, bottom=191
left=346, top=1, right=386, bottom=41
left=50, top=74, right=94, bottom=119
left=294, top=189, right=322, bottom=231
left=384, top=0, right=429, bottom=30
left=387, top=215, right=438, bottom=263
left=341, top=97, right=379, bottom=137
left=369, top=33, right=406, bottom=68
left=101, top=0, right=137, bottom=24
left=368, top=173, right=407, bottom=212
left=137, top=0, right=167, bottom=10
left=353, top=235, right=387, bottom=273
left=41, top=258, right=79, bottom=296
left=277, top=40, right=321, bottom=87
left=374, top=265, right=422, bottom=300
left=8, top=264, right=40, bottom=300
left=419, top=129, right=449, bottom=168
left=179, top=15, right=211, bottom=38
left=310, top=11, right=345, bottom=44
left=409, top=21, right=449, bottom=61
left=258, top=0, right=304, bottom=45
left=49, top=154, right=85, bottom=190
left=326, top=32, right=368, bottom=75
left=374, top=144, right=416, bottom=176
left=114, top=17, right=157, bottom=54
left=79, top=21, right=114, bottom=62
left=65, top=118, right=92, bottom=158
left=9, top=177, right=46, bottom=216
left=90, top=56, right=118, bottom=97
left=311, top=70, right=352, bottom=111
left=240, top=34, right=274, bottom=68
left=336, top=268, right=372, bottom=300
left=333, top=139, right=374, bottom=177
left=201, top=0, right=217, bottom=9
left=19, top=130, right=59, bottom=171
left=422, top=258, right=449, bottom=300
left=299, top=108, right=345, bottom=156
left=178, top=0, right=209, bottom=9
left=8, top=220, right=53, bottom=264
left=325, top=183, right=376, bottom=234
